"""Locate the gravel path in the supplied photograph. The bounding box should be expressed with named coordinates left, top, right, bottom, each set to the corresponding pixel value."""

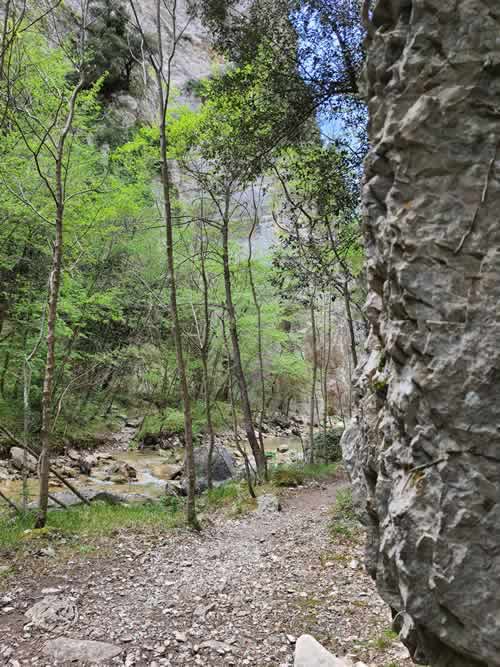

left=0, top=482, right=412, bottom=666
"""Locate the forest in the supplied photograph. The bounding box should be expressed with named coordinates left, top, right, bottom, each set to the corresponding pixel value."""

left=0, top=0, right=365, bottom=526
left=1, top=1, right=497, bottom=667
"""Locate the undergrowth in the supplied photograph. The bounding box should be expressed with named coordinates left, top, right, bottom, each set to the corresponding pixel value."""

left=272, top=463, right=339, bottom=487
left=329, top=488, right=360, bottom=540
left=0, top=501, right=183, bottom=555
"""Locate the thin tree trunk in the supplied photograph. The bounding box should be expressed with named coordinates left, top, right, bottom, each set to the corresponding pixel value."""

left=221, top=190, right=265, bottom=479
left=322, top=294, right=333, bottom=442
left=152, top=0, right=199, bottom=530
left=198, top=218, right=216, bottom=490
left=247, top=202, right=268, bottom=480
left=222, top=317, right=256, bottom=499
left=35, top=62, right=86, bottom=529
left=308, top=297, right=318, bottom=464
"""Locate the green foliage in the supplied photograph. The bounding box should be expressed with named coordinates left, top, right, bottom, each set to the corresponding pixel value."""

left=205, top=481, right=241, bottom=506
left=0, top=502, right=183, bottom=554
left=272, top=462, right=338, bottom=487
left=272, top=466, right=305, bottom=487
left=81, top=0, right=144, bottom=95
left=329, top=488, right=359, bottom=541
left=313, top=428, right=344, bottom=464
left=374, top=628, right=399, bottom=650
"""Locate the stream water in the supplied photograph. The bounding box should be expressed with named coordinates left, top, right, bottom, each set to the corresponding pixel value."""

left=1, top=433, right=304, bottom=506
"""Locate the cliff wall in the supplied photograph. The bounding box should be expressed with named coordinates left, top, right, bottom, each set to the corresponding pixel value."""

left=342, top=1, right=500, bottom=665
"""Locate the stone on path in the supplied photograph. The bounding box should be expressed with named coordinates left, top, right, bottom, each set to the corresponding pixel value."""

left=294, top=635, right=367, bottom=667
left=43, top=638, right=122, bottom=663
left=25, top=596, right=77, bottom=631
left=257, top=494, right=281, bottom=513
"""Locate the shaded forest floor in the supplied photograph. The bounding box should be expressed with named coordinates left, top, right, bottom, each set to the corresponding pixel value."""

left=0, top=482, right=412, bottom=666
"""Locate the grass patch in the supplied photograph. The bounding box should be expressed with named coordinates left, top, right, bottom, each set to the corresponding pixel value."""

left=329, top=488, right=360, bottom=541
left=374, top=628, right=399, bottom=650
left=271, top=463, right=338, bottom=487
left=200, top=480, right=256, bottom=517
left=205, top=481, right=240, bottom=506
left=0, top=501, right=183, bottom=555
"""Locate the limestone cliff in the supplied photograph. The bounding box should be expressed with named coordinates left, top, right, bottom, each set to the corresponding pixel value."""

left=342, top=1, right=500, bottom=665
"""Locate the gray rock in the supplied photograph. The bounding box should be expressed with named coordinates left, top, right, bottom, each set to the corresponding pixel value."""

left=25, top=596, right=77, bottom=630
left=108, top=461, right=137, bottom=480
left=200, top=640, right=233, bottom=655
left=293, top=635, right=365, bottom=667
left=165, top=480, right=186, bottom=497
left=43, top=638, right=122, bottom=663
left=9, top=447, right=37, bottom=472
left=343, top=3, right=500, bottom=666
left=257, top=494, right=281, bottom=514
left=187, top=444, right=236, bottom=493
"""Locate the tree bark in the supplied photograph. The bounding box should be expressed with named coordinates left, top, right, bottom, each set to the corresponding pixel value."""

left=35, top=76, right=85, bottom=529
left=247, top=205, right=268, bottom=480
left=152, top=0, right=199, bottom=530
left=221, top=191, right=266, bottom=479
left=308, top=297, right=318, bottom=464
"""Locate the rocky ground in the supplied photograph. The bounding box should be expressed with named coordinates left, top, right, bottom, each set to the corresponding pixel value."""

left=0, top=482, right=412, bottom=667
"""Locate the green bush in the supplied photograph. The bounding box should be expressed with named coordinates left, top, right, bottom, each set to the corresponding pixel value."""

left=271, top=462, right=339, bottom=487
left=312, top=427, right=344, bottom=463
left=272, top=466, right=305, bottom=487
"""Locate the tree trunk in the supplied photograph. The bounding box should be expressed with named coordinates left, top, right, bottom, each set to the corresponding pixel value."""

left=35, top=204, right=63, bottom=528
left=35, top=75, right=84, bottom=528
left=308, top=297, right=318, bottom=464
left=247, top=210, right=268, bottom=480
left=199, top=221, right=216, bottom=490
left=152, top=0, right=199, bottom=530
left=343, top=278, right=358, bottom=369
left=221, top=192, right=266, bottom=479
left=222, top=317, right=256, bottom=499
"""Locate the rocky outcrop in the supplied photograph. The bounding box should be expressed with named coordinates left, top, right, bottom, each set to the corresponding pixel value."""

left=342, top=1, right=500, bottom=666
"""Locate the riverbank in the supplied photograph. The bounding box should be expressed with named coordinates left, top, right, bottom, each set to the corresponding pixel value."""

left=0, top=414, right=321, bottom=509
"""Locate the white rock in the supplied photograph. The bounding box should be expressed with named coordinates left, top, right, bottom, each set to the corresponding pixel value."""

left=43, top=638, right=122, bottom=663
left=25, top=596, right=77, bottom=631
left=294, top=635, right=367, bottom=667
left=257, top=494, right=281, bottom=513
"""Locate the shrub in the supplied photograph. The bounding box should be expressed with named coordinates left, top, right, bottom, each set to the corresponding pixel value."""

left=312, top=426, right=344, bottom=464
left=272, top=466, right=305, bottom=487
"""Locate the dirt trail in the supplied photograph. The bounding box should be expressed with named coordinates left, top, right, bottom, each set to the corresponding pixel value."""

left=0, top=482, right=411, bottom=666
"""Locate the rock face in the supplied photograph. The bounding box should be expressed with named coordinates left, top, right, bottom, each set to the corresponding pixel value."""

left=342, top=2, right=500, bottom=666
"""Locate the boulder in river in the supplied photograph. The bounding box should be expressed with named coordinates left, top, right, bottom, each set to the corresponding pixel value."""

left=9, top=446, right=37, bottom=472
left=107, top=461, right=137, bottom=484
left=186, top=444, right=236, bottom=493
